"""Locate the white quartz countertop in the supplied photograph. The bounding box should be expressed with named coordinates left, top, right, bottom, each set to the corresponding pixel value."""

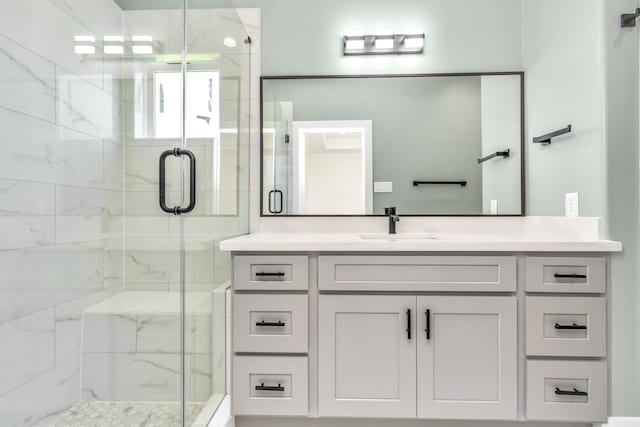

left=219, top=232, right=622, bottom=253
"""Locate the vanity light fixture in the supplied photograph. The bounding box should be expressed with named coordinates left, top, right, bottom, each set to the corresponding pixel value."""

left=343, top=32, right=425, bottom=55
left=224, top=37, right=237, bottom=48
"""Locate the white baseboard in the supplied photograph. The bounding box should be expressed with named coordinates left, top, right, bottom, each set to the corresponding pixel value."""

left=603, top=418, right=640, bottom=427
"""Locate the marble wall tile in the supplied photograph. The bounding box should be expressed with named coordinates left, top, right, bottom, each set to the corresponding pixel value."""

left=125, top=249, right=180, bottom=284
left=0, top=34, right=56, bottom=122
left=0, top=356, right=80, bottom=426
left=104, top=238, right=124, bottom=289
left=104, top=140, right=125, bottom=191
left=83, top=313, right=138, bottom=353
left=137, top=314, right=212, bottom=354
left=0, top=241, right=103, bottom=292
left=55, top=186, right=123, bottom=243
left=0, top=179, right=55, bottom=216
left=0, top=217, right=55, bottom=250
left=57, top=68, right=117, bottom=141
left=0, top=107, right=103, bottom=188
left=0, top=309, right=55, bottom=396
left=0, top=0, right=104, bottom=89
left=82, top=353, right=182, bottom=402
left=54, top=286, right=122, bottom=365
left=0, top=289, right=91, bottom=325
left=187, top=354, right=213, bottom=403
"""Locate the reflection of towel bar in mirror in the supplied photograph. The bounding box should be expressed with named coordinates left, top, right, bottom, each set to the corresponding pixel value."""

left=413, top=180, right=467, bottom=187
left=477, top=149, right=510, bottom=164
left=533, top=125, right=572, bottom=144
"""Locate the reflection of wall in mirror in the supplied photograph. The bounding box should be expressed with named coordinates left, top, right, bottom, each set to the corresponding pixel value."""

left=480, top=75, right=521, bottom=215
left=268, top=77, right=483, bottom=215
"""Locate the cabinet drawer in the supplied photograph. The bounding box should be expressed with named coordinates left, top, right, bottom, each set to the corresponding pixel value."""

left=234, top=255, right=308, bottom=291
left=526, top=360, right=607, bottom=422
left=233, top=294, right=308, bottom=353
left=526, top=297, right=606, bottom=357
left=318, top=256, right=516, bottom=292
left=526, top=257, right=606, bottom=293
left=232, top=356, right=308, bottom=416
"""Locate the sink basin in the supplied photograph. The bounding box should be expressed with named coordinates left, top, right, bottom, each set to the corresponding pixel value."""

left=359, top=233, right=439, bottom=241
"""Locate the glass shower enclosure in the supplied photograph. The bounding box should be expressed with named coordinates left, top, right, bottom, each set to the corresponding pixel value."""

left=0, top=1, right=250, bottom=426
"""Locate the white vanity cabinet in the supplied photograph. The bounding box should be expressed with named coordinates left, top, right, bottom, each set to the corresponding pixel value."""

left=318, top=295, right=417, bottom=418
left=416, top=296, right=517, bottom=419
left=229, top=251, right=612, bottom=425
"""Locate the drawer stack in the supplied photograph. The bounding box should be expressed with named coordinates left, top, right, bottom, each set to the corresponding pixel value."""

left=231, top=256, right=309, bottom=416
left=524, top=257, right=608, bottom=423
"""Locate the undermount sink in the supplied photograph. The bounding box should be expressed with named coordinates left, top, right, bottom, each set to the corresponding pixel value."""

left=359, top=233, right=440, bottom=241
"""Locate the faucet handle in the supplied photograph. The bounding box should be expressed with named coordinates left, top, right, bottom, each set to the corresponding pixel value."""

left=384, top=206, right=396, bottom=215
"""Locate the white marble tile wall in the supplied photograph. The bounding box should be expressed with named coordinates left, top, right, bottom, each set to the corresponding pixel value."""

left=0, top=0, right=125, bottom=424
left=81, top=311, right=213, bottom=402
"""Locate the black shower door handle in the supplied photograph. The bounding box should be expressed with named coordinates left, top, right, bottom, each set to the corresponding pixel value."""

left=159, top=148, right=196, bottom=215
left=268, top=189, right=284, bottom=214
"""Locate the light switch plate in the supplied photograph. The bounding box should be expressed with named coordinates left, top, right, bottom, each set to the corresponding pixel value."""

left=565, top=192, right=579, bottom=217
left=374, top=181, right=393, bottom=193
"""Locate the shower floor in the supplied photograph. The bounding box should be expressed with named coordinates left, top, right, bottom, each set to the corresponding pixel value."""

left=53, top=401, right=205, bottom=427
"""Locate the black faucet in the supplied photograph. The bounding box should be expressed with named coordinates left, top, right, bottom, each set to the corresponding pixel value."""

left=384, top=207, right=400, bottom=234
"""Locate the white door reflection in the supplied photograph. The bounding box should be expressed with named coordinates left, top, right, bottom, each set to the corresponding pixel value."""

left=292, top=121, right=373, bottom=215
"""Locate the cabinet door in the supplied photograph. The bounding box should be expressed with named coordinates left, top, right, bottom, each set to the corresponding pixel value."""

left=417, top=296, right=517, bottom=420
left=319, top=295, right=416, bottom=418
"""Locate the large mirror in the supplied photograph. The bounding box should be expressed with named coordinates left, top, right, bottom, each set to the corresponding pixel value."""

left=262, top=73, right=524, bottom=216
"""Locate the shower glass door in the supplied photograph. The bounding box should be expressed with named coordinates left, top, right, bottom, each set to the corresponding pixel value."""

left=0, top=1, right=249, bottom=426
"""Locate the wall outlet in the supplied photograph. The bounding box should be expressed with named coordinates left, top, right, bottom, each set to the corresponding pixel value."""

left=374, top=181, right=393, bottom=193
left=565, top=192, right=579, bottom=217
left=490, top=199, right=498, bottom=215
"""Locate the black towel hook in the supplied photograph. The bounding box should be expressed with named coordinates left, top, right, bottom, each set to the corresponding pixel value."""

left=622, top=8, right=640, bottom=28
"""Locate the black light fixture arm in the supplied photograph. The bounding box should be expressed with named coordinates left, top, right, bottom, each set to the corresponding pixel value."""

left=622, top=8, right=640, bottom=28
left=477, top=149, right=510, bottom=164
left=533, top=125, right=572, bottom=144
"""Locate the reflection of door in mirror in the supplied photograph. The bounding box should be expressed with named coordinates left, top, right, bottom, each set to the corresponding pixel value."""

left=263, top=101, right=292, bottom=214
left=292, top=121, right=373, bottom=215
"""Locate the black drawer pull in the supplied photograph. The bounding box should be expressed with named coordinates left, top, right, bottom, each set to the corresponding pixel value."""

left=555, top=323, right=587, bottom=330
left=555, top=387, right=588, bottom=397
left=256, top=383, right=285, bottom=392
left=554, top=273, right=587, bottom=279
left=256, top=321, right=285, bottom=327
left=255, top=272, right=285, bottom=277
left=425, top=309, right=431, bottom=340
left=406, top=309, right=412, bottom=340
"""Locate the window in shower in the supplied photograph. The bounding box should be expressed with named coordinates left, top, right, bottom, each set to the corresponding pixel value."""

left=154, top=71, right=220, bottom=138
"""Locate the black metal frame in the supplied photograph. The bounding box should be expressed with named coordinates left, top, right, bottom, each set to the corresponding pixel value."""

left=260, top=72, right=526, bottom=217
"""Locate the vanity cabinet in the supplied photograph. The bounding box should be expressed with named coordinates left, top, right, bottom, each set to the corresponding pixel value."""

left=416, top=296, right=517, bottom=419
left=230, top=252, right=611, bottom=425
left=318, top=295, right=417, bottom=418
